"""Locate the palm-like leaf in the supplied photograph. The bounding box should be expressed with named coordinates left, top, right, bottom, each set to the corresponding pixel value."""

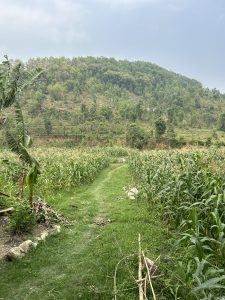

left=3, top=62, right=21, bottom=108
left=6, top=131, right=33, bottom=165
left=14, top=101, right=26, bottom=145
left=0, top=56, right=43, bottom=112
left=17, top=68, right=43, bottom=92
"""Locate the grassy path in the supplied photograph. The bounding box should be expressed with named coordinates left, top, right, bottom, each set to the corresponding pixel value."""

left=0, top=164, right=167, bottom=300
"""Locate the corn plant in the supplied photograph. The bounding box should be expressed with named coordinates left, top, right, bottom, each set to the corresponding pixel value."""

left=1, top=147, right=112, bottom=196
left=128, top=149, right=225, bottom=298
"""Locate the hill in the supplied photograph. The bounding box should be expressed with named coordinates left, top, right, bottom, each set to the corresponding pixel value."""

left=4, top=56, right=225, bottom=145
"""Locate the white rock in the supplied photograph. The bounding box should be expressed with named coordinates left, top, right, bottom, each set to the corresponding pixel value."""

left=48, top=225, right=61, bottom=235
left=130, top=187, right=139, bottom=194
left=6, top=247, right=25, bottom=260
left=19, top=240, right=34, bottom=253
left=33, top=242, right=38, bottom=248
left=40, top=231, right=49, bottom=241
left=35, top=237, right=42, bottom=242
left=127, top=191, right=136, bottom=200
left=117, top=157, right=127, bottom=163
left=5, top=225, right=61, bottom=261
left=127, top=187, right=139, bottom=199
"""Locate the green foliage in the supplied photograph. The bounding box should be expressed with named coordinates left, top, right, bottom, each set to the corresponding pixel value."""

left=155, top=118, right=166, bottom=137
left=218, top=113, right=225, bottom=131
left=0, top=56, right=42, bottom=203
left=8, top=56, right=225, bottom=144
left=99, top=106, right=113, bottom=120
left=0, top=147, right=123, bottom=195
left=6, top=103, right=40, bottom=203
left=129, top=149, right=225, bottom=298
left=126, top=123, right=148, bottom=149
left=8, top=197, right=35, bottom=234
left=0, top=55, right=42, bottom=127
left=166, top=125, right=176, bottom=139
left=44, top=118, right=52, bottom=134
left=0, top=57, right=20, bottom=126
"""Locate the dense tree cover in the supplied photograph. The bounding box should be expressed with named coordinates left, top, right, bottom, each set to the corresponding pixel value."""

left=5, top=56, right=225, bottom=143
left=155, top=118, right=167, bottom=138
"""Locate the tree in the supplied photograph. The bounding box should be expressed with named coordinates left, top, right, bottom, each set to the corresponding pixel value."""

left=100, top=106, right=113, bottom=120
left=126, top=123, right=148, bottom=149
left=80, top=103, right=89, bottom=120
left=218, top=113, right=225, bottom=131
left=44, top=118, right=53, bottom=135
left=135, top=101, right=144, bottom=120
left=47, top=83, right=64, bottom=101
left=155, top=118, right=166, bottom=138
left=166, top=125, right=176, bottom=139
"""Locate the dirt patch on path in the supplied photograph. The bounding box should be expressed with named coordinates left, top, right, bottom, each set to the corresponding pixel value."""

left=94, top=217, right=112, bottom=226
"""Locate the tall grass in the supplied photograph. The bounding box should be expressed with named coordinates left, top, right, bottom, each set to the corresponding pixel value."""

left=129, top=148, right=225, bottom=298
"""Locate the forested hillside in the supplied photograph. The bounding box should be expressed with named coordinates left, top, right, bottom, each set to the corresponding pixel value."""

left=4, top=56, right=225, bottom=145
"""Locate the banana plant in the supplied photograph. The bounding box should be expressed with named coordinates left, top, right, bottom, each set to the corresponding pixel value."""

left=0, top=56, right=20, bottom=125
left=0, top=55, right=42, bottom=126
left=0, top=55, right=42, bottom=204
left=6, top=102, right=40, bottom=205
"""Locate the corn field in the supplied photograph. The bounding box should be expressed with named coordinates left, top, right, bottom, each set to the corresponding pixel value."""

left=129, top=148, right=225, bottom=299
left=0, top=147, right=121, bottom=196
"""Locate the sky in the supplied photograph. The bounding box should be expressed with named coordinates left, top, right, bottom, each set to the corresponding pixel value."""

left=0, top=0, right=225, bottom=91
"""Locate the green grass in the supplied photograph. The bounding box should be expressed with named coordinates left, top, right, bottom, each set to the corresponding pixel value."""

left=0, top=164, right=167, bottom=300
left=177, top=128, right=225, bottom=142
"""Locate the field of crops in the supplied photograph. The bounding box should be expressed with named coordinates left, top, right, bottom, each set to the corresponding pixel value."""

left=129, top=148, right=225, bottom=298
left=0, top=147, right=129, bottom=198
left=2, top=145, right=225, bottom=298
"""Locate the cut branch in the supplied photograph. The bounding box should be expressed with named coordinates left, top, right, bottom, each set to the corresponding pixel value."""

left=0, top=207, right=14, bottom=215
left=142, top=251, right=157, bottom=300
left=138, top=234, right=144, bottom=300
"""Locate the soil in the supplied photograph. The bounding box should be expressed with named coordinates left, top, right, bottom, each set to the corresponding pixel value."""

left=0, top=215, right=48, bottom=260
left=94, top=217, right=112, bottom=226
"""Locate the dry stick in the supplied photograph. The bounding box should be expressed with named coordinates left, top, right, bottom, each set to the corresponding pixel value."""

left=117, top=286, right=138, bottom=292
left=144, top=275, right=147, bottom=299
left=114, top=254, right=135, bottom=300
left=114, top=236, right=137, bottom=283
left=0, top=207, right=14, bottom=215
left=0, top=191, right=10, bottom=197
left=138, top=234, right=144, bottom=300
left=154, top=255, right=161, bottom=265
left=142, top=251, right=157, bottom=300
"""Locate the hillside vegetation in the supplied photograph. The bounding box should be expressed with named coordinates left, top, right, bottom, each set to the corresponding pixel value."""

left=3, top=56, right=225, bottom=145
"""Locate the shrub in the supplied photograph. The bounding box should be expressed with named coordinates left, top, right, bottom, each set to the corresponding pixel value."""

left=126, top=123, right=148, bottom=149
left=155, top=118, right=166, bottom=138
left=9, top=198, right=35, bottom=234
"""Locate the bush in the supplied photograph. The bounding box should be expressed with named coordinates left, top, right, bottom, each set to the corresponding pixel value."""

left=9, top=198, right=35, bottom=234
left=155, top=118, right=166, bottom=138
left=126, top=123, right=148, bottom=149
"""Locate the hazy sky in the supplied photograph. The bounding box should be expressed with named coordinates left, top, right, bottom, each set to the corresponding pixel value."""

left=0, top=0, right=225, bottom=91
